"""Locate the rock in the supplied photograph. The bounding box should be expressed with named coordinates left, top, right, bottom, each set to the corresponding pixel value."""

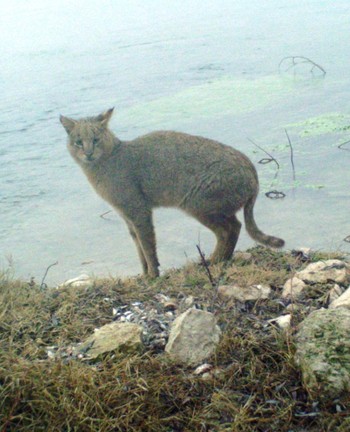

left=165, top=308, right=221, bottom=365
left=164, top=301, right=177, bottom=312
left=60, top=274, right=93, bottom=288
left=218, top=284, right=271, bottom=302
left=78, top=322, right=143, bottom=359
left=295, top=308, right=350, bottom=398
left=183, top=295, right=195, bottom=308
left=281, top=277, right=306, bottom=299
left=327, top=284, right=343, bottom=304
left=268, top=314, right=291, bottom=330
left=296, top=260, right=349, bottom=284
left=154, top=293, right=170, bottom=303
left=298, top=247, right=311, bottom=255
left=329, top=285, right=350, bottom=309
left=285, top=303, right=301, bottom=312
left=193, top=363, right=213, bottom=375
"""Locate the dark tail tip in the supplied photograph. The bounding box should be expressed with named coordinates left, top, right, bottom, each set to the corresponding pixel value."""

left=268, top=236, right=285, bottom=248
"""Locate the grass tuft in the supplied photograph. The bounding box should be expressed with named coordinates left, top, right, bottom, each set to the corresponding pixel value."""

left=0, top=248, right=349, bottom=431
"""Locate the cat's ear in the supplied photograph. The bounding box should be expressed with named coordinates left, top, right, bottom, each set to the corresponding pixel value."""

left=60, top=115, right=76, bottom=134
left=96, top=108, right=114, bottom=127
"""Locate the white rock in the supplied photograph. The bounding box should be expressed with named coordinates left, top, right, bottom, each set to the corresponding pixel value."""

left=296, top=260, right=349, bottom=284
left=268, top=314, right=291, bottom=330
left=154, top=294, right=169, bottom=303
left=218, top=284, right=271, bottom=302
left=60, top=274, right=93, bottom=288
left=183, top=296, right=195, bottom=307
left=327, top=284, right=344, bottom=304
left=78, top=322, right=143, bottom=359
left=296, top=247, right=312, bottom=257
left=281, top=277, right=306, bottom=299
left=193, top=363, right=213, bottom=375
left=165, top=308, right=221, bottom=365
left=329, top=285, right=350, bottom=309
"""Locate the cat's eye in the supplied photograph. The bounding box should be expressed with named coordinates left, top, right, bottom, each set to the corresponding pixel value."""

left=74, top=140, right=83, bottom=148
left=93, top=138, right=99, bottom=146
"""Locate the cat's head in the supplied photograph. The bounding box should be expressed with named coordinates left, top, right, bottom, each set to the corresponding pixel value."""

left=60, top=108, right=115, bottom=165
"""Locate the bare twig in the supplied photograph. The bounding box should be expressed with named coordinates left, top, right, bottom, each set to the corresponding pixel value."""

left=279, top=56, right=326, bottom=76
left=248, top=138, right=280, bottom=170
left=196, top=245, right=215, bottom=288
left=196, top=245, right=223, bottom=312
left=338, top=140, right=350, bottom=152
left=248, top=138, right=285, bottom=199
left=100, top=210, right=112, bottom=220
left=40, top=261, right=58, bottom=290
left=285, top=129, right=296, bottom=181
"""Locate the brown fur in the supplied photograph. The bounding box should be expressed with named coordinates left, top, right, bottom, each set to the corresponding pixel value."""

left=60, top=108, right=284, bottom=278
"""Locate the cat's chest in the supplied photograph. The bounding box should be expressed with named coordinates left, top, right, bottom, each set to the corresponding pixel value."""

left=84, top=166, right=128, bottom=204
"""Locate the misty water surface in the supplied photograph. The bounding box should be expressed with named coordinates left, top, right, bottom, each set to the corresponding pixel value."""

left=1, top=0, right=350, bottom=284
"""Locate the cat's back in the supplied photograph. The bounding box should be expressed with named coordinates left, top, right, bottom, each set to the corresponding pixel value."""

left=125, top=130, right=250, bottom=166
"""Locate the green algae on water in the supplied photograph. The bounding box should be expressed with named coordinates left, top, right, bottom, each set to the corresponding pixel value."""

left=287, top=113, right=350, bottom=138
left=118, top=75, right=295, bottom=129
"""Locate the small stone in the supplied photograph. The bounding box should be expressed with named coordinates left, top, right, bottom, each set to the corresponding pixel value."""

left=218, top=284, right=271, bottom=302
left=154, top=294, right=169, bottom=303
left=182, top=296, right=195, bottom=308
left=193, top=363, right=213, bottom=375
left=296, top=260, right=349, bottom=284
left=281, top=277, right=306, bottom=299
left=164, top=301, right=177, bottom=312
left=47, top=350, right=55, bottom=359
left=329, top=285, right=350, bottom=309
left=328, top=284, right=344, bottom=304
left=268, top=314, right=291, bottom=330
left=60, top=274, right=93, bottom=288
left=298, top=247, right=311, bottom=255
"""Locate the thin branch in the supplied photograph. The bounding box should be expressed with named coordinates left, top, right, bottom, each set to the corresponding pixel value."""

left=100, top=210, right=112, bottom=219
left=338, top=140, right=350, bottom=152
left=196, top=245, right=215, bottom=288
left=279, top=56, right=326, bottom=76
left=285, top=129, right=296, bottom=181
left=248, top=138, right=285, bottom=199
left=248, top=138, right=280, bottom=170
left=40, top=261, right=58, bottom=290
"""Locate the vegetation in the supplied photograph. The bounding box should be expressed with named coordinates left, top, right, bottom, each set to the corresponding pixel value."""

left=0, top=247, right=349, bottom=431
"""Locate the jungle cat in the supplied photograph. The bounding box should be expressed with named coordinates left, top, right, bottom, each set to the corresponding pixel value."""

left=60, top=108, right=284, bottom=278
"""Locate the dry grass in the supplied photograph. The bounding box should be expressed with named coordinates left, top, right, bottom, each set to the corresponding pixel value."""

left=1, top=247, right=349, bottom=432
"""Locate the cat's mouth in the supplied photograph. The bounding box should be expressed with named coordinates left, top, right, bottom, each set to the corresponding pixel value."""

left=84, top=155, right=95, bottom=163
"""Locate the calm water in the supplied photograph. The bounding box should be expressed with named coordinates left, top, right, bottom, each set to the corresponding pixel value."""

left=1, top=0, right=350, bottom=285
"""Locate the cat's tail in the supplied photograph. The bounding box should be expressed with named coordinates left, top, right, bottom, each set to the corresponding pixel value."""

left=243, top=195, right=285, bottom=248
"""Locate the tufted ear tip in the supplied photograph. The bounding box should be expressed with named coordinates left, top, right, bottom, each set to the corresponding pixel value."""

left=96, top=108, right=114, bottom=126
left=60, top=115, right=76, bottom=134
